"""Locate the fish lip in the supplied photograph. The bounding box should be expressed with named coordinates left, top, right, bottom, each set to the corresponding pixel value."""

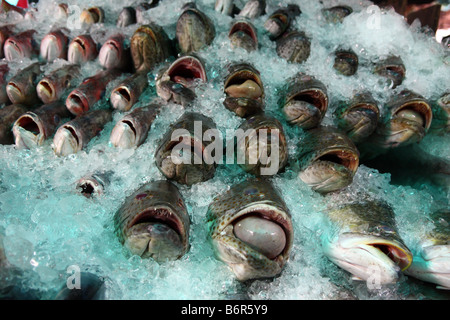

left=6, top=82, right=23, bottom=103
left=214, top=203, right=293, bottom=260
left=40, top=33, right=66, bottom=61
left=53, top=125, right=80, bottom=156
left=98, top=38, right=122, bottom=69
left=287, top=88, right=328, bottom=118
left=13, top=113, right=45, bottom=148
left=68, top=36, right=97, bottom=64
left=66, top=91, right=89, bottom=116
left=310, top=147, right=360, bottom=175
left=110, top=86, right=132, bottom=111
left=76, top=176, right=104, bottom=197
left=36, top=79, right=56, bottom=103
left=392, top=100, right=433, bottom=132
left=110, top=120, right=137, bottom=148
left=224, top=64, right=264, bottom=102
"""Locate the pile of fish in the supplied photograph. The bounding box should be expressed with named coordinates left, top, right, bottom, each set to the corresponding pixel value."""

left=0, top=0, right=449, bottom=300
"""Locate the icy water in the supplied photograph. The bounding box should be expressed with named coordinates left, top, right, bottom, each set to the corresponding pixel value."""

left=0, top=0, right=449, bottom=300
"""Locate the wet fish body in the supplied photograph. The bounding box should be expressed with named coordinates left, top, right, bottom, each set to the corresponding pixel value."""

left=114, top=180, right=190, bottom=262
left=37, top=64, right=81, bottom=104
left=6, top=62, right=43, bottom=106
left=207, top=179, right=293, bottom=281
left=322, top=201, right=413, bottom=285
left=52, top=109, right=112, bottom=156
left=110, top=72, right=149, bottom=111
left=13, top=101, right=72, bottom=149
left=0, top=104, right=28, bottom=144
left=110, top=103, right=160, bottom=148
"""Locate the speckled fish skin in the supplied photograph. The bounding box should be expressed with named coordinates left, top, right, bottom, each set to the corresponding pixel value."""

left=236, top=114, right=288, bottom=176
left=67, top=34, right=99, bottom=65
left=110, top=72, right=149, bottom=111
left=40, top=29, right=69, bottom=62
left=297, top=126, right=359, bottom=193
left=0, top=63, right=9, bottom=104
left=110, top=103, right=160, bottom=148
left=6, top=62, right=43, bottom=106
left=333, top=92, right=380, bottom=144
left=37, top=64, right=81, bottom=104
left=373, top=56, right=406, bottom=89
left=98, top=34, right=132, bottom=71
left=13, top=101, right=72, bottom=149
left=155, top=54, right=207, bottom=106
left=52, top=109, right=112, bottom=156
left=207, top=178, right=293, bottom=281
left=322, top=200, right=413, bottom=285
left=333, top=49, right=358, bottom=76
left=223, top=62, right=264, bottom=118
left=3, top=30, right=38, bottom=61
left=322, top=5, right=353, bottom=24
left=228, top=19, right=258, bottom=52
left=359, top=90, right=433, bottom=159
left=429, top=92, right=449, bottom=135
left=176, top=2, right=216, bottom=53
left=114, top=180, right=190, bottom=261
left=404, top=209, right=450, bottom=289
left=276, top=30, right=311, bottom=64
left=279, top=73, right=328, bottom=130
left=130, top=23, right=172, bottom=73
left=155, top=112, right=217, bottom=185
left=65, top=69, right=122, bottom=116
left=0, top=104, right=28, bottom=144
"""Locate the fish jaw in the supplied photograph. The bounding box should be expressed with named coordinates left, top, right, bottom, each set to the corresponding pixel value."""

left=53, top=126, right=80, bottom=156
left=378, top=119, right=425, bottom=149
left=299, top=160, right=354, bottom=193
left=405, top=245, right=450, bottom=289
left=6, top=82, right=24, bottom=104
left=323, top=233, right=413, bottom=285
left=110, top=121, right=137, bottom=148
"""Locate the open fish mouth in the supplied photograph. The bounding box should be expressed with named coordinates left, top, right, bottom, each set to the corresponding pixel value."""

left=229, top=20, right=258, bottom=49
left=283, top=89, right=328, bottom=128
left=53, top=124, right=81, bottom=156
left=36, top=79, right=55, bottom=102
left=98, top=40, right=121, bottom=69
left=68, top=35, right=98, bottom=64
left=341, top=104, right=379, bottom=142
left=166, top=55, right=207, bottom=88
left=66, top=91, right=89, bottom=116
left=125, top=205, right=186, bottom=260
left=80, top=7, right=104, bottom=26
left=6, top=82, right=23, bottom=103
left=13, top=113, right=44, bottom=148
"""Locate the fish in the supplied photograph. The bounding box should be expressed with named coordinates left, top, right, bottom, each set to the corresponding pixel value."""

left=40, top=29, right=69, bottom=62
left=110, top=72, right=149, bottom=111
left=235, top=114, right=288, bottom=176
left=76, top=171, right=113, bottom=198
left=155, top=112, right=217, bottom=185
left=155, top=54, right=207, bottom=106
left=52, top=109, right=112, bottom=156
left=130, top=23, right=172, bottom=73
left=135, top=1, right=160, bottom=22
left=67, top=34, right=99, bottom=65
left=264, top=5, right=301, bottom=41
left=333, top=92, right=380, bottom=144
left=333, top=49, right=359, bottom=76
left=429, top=92, right=449, bottom=135
left=322, top=5, right=353, bottom=24
left=36, top=64, right=81, bottom=104
left=6, top=62, right=43, bottom=106
left=0, top=63, right=9, bottom=105
left=114, top=180, right=191, bottom=262
left=65, top=69, right=122, bottom=116
left=54, top=272, right=107, bottom=300
left=176, top=2, right=216, bottom=53
left=359, top=90, right=433, bottom=159
left=116, top=7, right=136, bottom=28
left=13, top=101, right=72, bottom=149
left=228, top=19, right=258, bottom=52
left=98, top=34, right=132, bottom=71
left=110, top=103, right=160, bottom=148
left=373, top=56, right=406, bottom=89
left=404, top=209, right=450, bottom=290
left=0, top=25, right=13, bottom=59
left=79, top=7, right=104, bottom=28
left=3, top=30, right=38, bottom=61
left=276, top=30, right=311, bottom=64
left=206, top=178, right=293, bottom=281
left=238, top=0, right=265, bottom=19
left=279, top=73, right=328, bottom=130
left=215, top=0, right=236, bottom=16
left=322, top=200, right=413, bottom=285
left=223, top=62, right=264, bottom=118
left=297, top=126, right=359, bottom=194
left=0, top=104, right=28, bottom=144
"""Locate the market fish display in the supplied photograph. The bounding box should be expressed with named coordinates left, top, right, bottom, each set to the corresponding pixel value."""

left=207, top=179, right=293, bottom=281
left=155, top=112, right=217, bottom=185
left=13, top=101, right=71, bottom=149
left=404, top=209, right=450, bottom=290
left=110, top=103, right=160, bottom=148
left=52, top=109, right=112, bottom=156
left=264, top=4, right=301, bottom=40
left=333, top=49, right=359, bottom=76
left=36, top=64, right=81, bottom=104
left=322, top=200, right=413, bottom=285
left=297, top=126, right=359, bottom=194
left=114, top=180, right=190, bottom=262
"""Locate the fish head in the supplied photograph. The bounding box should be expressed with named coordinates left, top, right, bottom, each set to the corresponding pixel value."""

left=322, top=5, right=353, bottom=24
left=229, top=19, right=258, bottom=52
left=176, top=4, right=216, bottom=53
left=98, top=34, right=125, bottom=69
left=80, top=7, right=104, bottom=27
left=40, top=30, right=68, bottom=62
left=223, top=62, right=264, bottom=117
left=373, top=56, right=406, bottom=89
left=117, top=7, right=136, bottom=28
left=282, top=74, right=328, bottom=129
left=215, top=0, right=234, bottom=16
left=12, top=113, right=45, bottom=149
left=68, top=35, right=98, bottom=65
left=6, top=63, right=41, bottom=105
left=53, top=124, right=81, bottom=156
left=276, top=31, right=311, bottom=64
left=130, top=24, right=163, bottom=72
left=333, top=49, right=358, bottom=76
left=264, top=8, right=292, bottom=40
left=3, top=30, right=36, bottom=61
left=66, top=89, right=90, bottom=116
left=207, top=179, right=293, bottom=281
left=116, top=180, right=190, bottom=262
